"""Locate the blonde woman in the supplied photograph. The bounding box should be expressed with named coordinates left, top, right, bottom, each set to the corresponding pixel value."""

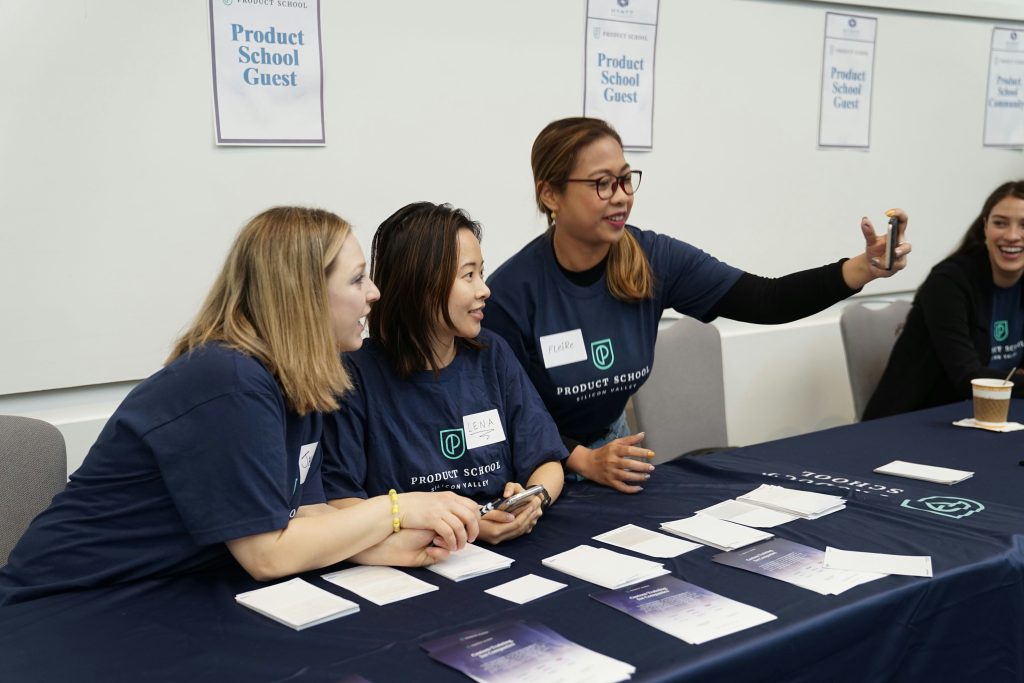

left=0, top=207, right=479, bottom=606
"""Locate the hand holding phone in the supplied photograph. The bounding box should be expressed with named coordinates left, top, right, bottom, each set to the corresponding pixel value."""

left=882, top=215, right=899, bottom=270
left=479, top=484, right=547, bottom=517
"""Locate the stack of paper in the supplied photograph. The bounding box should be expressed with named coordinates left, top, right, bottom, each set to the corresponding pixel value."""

left=712, top=538, right=884, bottom=595
left=591, top=574, right=777, bottom=645
left=592, top=523, right=702, bottom=558
left=873, top=460, right=973, bottom=485
left=696, top=499, right=798, bottom=528
left=322, top=565, right=438, bottom=605
left=235, top=578, right=359, bottom=630
left=659, top=515, right=773, bottom=551
left=542, top=545, right=669, bottom=589
left=737, top=484, right=845, bottom=519
left=484, top=574, right=567, bottom=604
left=423, top=620, right=635, bottom=683
left=427, top=543, right=513, bottom=582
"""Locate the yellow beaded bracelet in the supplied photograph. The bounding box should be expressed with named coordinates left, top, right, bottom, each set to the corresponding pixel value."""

left=389, top=489, right=400, bottom=533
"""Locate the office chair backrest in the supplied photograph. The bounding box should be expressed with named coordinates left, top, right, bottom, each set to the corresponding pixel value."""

left=839, top=301, right=912, bottom=420
left=0, top=415, right=67, bottom=565
left=632, top=316, right=728, bottom=464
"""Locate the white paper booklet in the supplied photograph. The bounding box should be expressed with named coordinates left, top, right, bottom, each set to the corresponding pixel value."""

left=484, top=574, right=567, bottom=604
left=824, top=547, right=933, bottom=577
left=873, top=460, right=973, bottom=485
left=322, top=565, right=438, bottom=606
left=660, top=515, right=773, bottom=551
left=696, top=499, right=798, bottom=528
left=426, top=543, right=513, bottom=582
left=713, top=539, right=884, bottom=595
left=235, top=578, right=359, bottom=630
left=593, top=524, right=702, bottom=558
left=542, top=545, right=669, bottom=589
left=737, top=484, right=845, bottom=519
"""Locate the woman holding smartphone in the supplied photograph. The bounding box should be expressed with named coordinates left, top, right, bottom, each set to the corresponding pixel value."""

left=322, top=202, right=565, bottom=545
left=0, top=207, right=481, bottom=606
left=483, top=117, right=911, bottom=493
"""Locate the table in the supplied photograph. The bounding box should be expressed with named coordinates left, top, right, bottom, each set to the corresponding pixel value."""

left=3, top=400, right=1023, bottom=682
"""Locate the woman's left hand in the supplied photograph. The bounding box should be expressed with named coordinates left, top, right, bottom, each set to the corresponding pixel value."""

left=476, top=482, right=543, bottom=545
left=844, top=208, right=912, bottom=288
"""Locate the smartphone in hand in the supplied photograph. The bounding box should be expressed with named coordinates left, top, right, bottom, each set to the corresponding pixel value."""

left=882, top=215, right=899, bottom=270
left=479, top=484, right=545, bottom=516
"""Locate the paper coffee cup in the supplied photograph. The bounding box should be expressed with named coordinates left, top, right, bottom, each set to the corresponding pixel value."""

left=971, top=378, right=1013, bottom=426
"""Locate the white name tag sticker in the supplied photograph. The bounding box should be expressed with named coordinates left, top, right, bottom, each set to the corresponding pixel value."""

left=539, top=329, right=588, bottom=369
left=298, top=442, right=318, bottom=484
left=463, top=409, right=507, bottom=450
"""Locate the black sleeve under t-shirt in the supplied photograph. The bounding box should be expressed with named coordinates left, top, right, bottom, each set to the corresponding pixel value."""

left=711, top=260, right=857, bottom=323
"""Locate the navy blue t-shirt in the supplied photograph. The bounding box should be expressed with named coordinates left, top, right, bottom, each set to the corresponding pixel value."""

left=321, top=330, right=567, bottom=502
left=988, top=284, right=1024, bottom=372
left=483, top=227, right=742, bottom=440
left=0, top=345, right=324, bottom=606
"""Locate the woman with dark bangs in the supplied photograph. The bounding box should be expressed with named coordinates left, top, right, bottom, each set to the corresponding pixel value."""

left=322, top=202, right=566, bottom=545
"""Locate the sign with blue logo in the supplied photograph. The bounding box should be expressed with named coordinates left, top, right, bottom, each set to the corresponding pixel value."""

left=819, top=12, right=877, bottom=148
left=584, top=0, right=659, bottom=149
left=984, top=27, right=1024, bottom=147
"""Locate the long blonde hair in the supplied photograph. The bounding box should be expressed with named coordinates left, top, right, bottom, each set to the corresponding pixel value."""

left=531, top=117, right=653, bottom=301
left=168, top=207, right=353, bottom=414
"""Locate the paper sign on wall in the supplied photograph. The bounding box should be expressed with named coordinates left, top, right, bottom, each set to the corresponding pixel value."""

left=584, top=0, right=659, bottom=150
left=983, top=27, right=1024, bottom=148
left=818, top=12, right=877, bottom=149
left=208, top=0, right=325, bottom=146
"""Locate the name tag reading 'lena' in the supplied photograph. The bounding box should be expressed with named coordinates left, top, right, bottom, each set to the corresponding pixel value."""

left=539, top=329, right=588, bottom=369
left=463, top=409, right=507, bottom=450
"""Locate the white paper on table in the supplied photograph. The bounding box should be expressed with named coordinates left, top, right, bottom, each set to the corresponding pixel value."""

left=484, top=574, right=568, bottom=604
left=593, top=523, right=702, bottom=557
left=696, top=499, right=798, bottom=528
left=235, top=578, right=358, bottom=630
left=321, top=565, right=438, bottom=606
left=873, top=460, right=974, bottom=485
left=660, top=515, right=773, bottom=550
left=427, top=543, right=513, bottom=582
left=737, top=484, right=845, bottom=518
left=952, top=418, right=1024, bottom=433
left=825, top=547, right=933, bottom=577
left=542, top=545, right=669, bottom=589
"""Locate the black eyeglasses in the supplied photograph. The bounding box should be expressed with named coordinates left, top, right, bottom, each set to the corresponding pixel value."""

left=564, top=170, right=642, bottom=200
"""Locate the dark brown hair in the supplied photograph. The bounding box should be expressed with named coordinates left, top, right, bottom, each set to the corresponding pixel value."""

left=953, top=180, right=1024, bottom=256
left=369, top=202, right=484, bottom=377
left=531, top=117, right=653, bottom=301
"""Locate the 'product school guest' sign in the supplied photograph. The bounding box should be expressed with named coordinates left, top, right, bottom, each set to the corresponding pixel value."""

left=584, top=0, right=659, bottom=150
left=208, top=0, right=324, bottom=146
left=983, top=27, right=1024, bottom=148
left=818, top=12, right=877, bottom=149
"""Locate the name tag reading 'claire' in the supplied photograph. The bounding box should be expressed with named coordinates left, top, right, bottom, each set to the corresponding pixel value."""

left=540, top=329, right=589, bottom=369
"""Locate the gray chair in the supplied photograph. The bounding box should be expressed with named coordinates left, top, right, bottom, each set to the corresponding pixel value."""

left=1, top=415, right=67, bottom=565
left=839, top=301, right=912, bottom=420
left=632, top=316, right=728, bottom=464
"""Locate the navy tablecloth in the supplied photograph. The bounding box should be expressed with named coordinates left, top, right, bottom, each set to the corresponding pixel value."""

left=3, top=400, right=1023, bottom=682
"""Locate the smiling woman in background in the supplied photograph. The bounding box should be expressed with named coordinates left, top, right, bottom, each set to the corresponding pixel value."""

left=0, top=207, right=481, bottom=606
left=483, top=117, right=911, bottom=493
left=865, top=181, right=1024, bottom=419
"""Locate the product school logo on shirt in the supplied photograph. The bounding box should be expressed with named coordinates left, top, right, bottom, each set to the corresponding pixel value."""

left=994, top=320, right=1009, bottom=342
left=439, top=429, right=466, bottom=460
left=590, top=338, right=615, bottom=370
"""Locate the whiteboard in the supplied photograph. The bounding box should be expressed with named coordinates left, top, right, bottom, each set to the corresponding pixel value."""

left=2, top=0, right=1022, bottom=394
